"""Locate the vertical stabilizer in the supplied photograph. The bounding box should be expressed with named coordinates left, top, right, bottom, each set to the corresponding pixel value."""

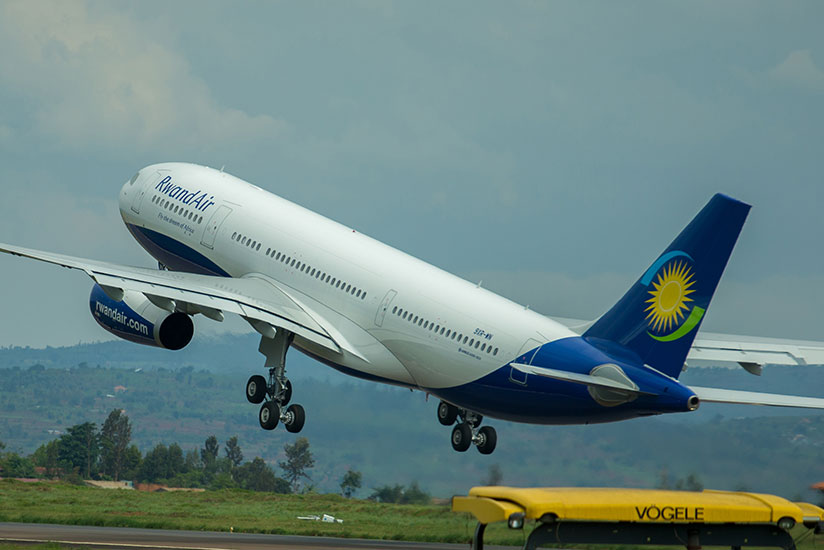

left=583, top=194, right=750, bottom=379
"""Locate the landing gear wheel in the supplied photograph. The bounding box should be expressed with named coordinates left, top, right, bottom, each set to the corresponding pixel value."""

left=259, top=402, right=279, bottom=430
left=246, top=375, right=267, bottom=404
left=283, top=403, right=305, bottom=433
left=451, top=423, right=472, bottom=452
left=437, top=401, right=458, bottom=426
left=281, top=379, right=293, bottom=407
left=476, top=426, right=497, bottom=455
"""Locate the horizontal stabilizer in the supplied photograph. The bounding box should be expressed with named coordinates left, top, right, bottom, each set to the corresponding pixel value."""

left=689, top=386, right=824, bottom=409
left=689, top=332, right=824, bottom=368
left=509, top=363, right=656, bottom=397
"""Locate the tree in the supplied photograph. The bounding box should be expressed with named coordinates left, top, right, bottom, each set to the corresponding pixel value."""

left=675, top=473, right=704, bottom=492
left=402, top=481, right=431, bottom=504
left=139, top=443, right=186, bottom=482
left=32, top=440, right=60, bottom=478
left=224, top=436, right=243, bottom=469
left=58, top=422, right=100, bottom=479
left=340, top=469, right=362, bottom=498
left=369, top=484, right=405, bottom=503
left=279, top=437, right=314, bottom=493
left=235, top=457, right=291, bottom=493
left=369, top=482, right=430, bottom=504
left=1, top=452, right=35, bottom=478
left=139, top=444, right=168, bottom=482
left=121, top=444, right=142, bottom=480
left=201, top=435, right=219, bottom=470
left=657, top=469, right=704, bottom=492
left=100, top=409, right=132, bottom=481
left=484, top=464, right=503, bottom=486
left=184, top=448, right=202, bottom=472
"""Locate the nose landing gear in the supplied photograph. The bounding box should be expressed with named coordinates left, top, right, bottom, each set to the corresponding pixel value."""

left=439, top=401, right=497, bottom=454
left=246, top=330, right=306, bottom=434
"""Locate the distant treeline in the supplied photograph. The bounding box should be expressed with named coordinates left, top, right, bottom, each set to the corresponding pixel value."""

left=0, top=408, right=432, bottom=502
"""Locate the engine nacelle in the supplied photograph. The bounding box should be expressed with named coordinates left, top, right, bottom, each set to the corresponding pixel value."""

left=89, top=284, right=194, bottom=350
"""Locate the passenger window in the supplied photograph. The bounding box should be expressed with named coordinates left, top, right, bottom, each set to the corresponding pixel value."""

left=256, top=243, right=261, bottom=251
left=232, top=232, right=237, bottom=240
left=290, top=259, right=296, bottom=267
left=494, top=348, right=499, bottom=356
left=392, top=306, right=398, bottom=314
left=475, top=340, right=480, bottom=349
left=266, top=247, right=271, bottom=255
left=445, top=330, right=451, bottom=338
left=241, top=237, right=247, bottom=245
left=423, top=321, right=429, bottom=329
left=440, top=327, right=445, bottom=335
left=481, top=343, right=486, bottom=352
left=346, top=284, right=351, bottom=293
left=362, top=292, right=366, bottom=299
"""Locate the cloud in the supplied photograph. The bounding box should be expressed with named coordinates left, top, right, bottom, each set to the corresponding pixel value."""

left=0, top=1, right=285, bottom=153
left=768, top=50, right=824, bottom=91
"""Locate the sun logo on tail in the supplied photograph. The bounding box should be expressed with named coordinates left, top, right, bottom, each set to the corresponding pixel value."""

left=644, top=260, right=695, bottom=332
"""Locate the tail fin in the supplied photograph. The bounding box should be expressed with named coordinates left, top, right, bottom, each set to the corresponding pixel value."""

left=583, top=194, right=750, bottom=379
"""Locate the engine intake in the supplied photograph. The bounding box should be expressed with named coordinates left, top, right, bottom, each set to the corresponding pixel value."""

left=89, top=284, right=194, bottom=350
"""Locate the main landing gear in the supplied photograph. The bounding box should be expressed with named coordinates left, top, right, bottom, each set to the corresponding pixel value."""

left=245, top=330, right=305, bottom=434
left=437, top=400, right=497, bottom=454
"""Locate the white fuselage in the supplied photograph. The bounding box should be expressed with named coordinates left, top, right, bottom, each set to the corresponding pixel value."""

left=119, top=163, right=575, bottom=393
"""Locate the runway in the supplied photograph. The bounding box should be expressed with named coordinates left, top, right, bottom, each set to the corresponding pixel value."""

left=0, top=522, right=508, bottom=550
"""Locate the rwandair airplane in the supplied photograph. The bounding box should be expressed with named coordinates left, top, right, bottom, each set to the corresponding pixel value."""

left=3, top=163, right=824, bottom=454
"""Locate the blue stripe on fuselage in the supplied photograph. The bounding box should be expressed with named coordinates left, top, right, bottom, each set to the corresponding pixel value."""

left=432, top=337, right=697, bottom=424
left=126, top=224, right=230, bottom=277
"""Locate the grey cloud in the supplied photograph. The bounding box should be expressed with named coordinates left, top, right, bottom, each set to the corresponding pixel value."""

left=768, top=50, right=824, bottom=91
left=0, top=0, right=285, bottom=155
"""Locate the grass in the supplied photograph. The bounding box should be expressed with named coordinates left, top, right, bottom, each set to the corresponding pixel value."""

left=0, top=479, right=524, bottom=546
left=1, top=480, right=822, bottom=549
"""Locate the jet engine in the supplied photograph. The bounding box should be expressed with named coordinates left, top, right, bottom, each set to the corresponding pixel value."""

left=89, top=283, right=194, bottom=350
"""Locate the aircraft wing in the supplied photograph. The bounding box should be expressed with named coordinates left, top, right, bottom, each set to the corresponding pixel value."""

left=687, top=332, right=824, bottom=373
left=689, top=386, right=824, bottom=409
left=0, top=242, right=361, bottom=358
left=550, top=317, right=824, bottom=373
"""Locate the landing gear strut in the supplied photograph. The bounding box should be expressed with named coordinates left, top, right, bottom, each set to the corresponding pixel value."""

left=438, top=401, right=497, bottom=454
left=246, top=330, right=306, bottom=434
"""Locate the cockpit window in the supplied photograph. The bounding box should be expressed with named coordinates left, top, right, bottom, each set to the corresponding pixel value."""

left=129, top=172, right=140, bottom=186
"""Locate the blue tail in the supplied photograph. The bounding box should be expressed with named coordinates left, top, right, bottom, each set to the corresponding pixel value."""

left=583, top=194, right=750, bottom=379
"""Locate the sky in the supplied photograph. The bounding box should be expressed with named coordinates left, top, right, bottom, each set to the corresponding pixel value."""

left=0, top=0, right=822, bottom=347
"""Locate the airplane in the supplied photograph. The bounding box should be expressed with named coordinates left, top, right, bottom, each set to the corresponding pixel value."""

left=3, top=162, right=824, bottom=455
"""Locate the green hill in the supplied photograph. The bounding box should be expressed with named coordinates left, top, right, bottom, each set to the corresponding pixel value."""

left=1, top=337, right=822, bottom=500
